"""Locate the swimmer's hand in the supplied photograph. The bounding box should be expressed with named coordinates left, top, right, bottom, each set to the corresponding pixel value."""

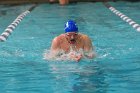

left=70, top=53, right=83, bottom=62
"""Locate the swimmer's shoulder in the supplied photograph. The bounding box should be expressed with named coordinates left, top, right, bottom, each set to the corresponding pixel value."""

left=53, top=34, right=65, bottom=42
left=79, top=33, right=89, bottom=39
left=79, top=33, right=93, bottom=43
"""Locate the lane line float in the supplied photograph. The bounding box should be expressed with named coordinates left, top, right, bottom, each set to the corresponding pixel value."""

left=0, top=4, right=37, bottom=42
left=103, top=2, right=140, bottom=32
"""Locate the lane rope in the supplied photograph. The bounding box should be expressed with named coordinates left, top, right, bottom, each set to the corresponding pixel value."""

left=103, top=2, right=140, bottom=32
left=0, top=4, right=37, bottom=42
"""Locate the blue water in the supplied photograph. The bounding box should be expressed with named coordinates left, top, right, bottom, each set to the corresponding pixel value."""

left=0, top=1, right=140, bottom=93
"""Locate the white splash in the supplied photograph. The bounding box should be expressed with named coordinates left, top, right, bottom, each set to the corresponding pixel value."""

left=43, top=48, right=95, bottom=61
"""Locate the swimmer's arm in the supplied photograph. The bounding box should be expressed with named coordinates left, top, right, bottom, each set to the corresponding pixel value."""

left=50, top=37, right=61, bottom=56
left=83, top=36, right=95, bottom=59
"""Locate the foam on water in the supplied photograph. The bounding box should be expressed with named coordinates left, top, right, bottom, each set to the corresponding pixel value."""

left=43, top=47, right=95, bottom=61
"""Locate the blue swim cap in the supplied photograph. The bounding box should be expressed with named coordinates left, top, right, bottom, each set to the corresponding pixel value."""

left=64, top=20, right=78, bottom=33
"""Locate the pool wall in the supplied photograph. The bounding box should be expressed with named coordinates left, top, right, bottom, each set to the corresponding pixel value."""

left=0, top=0, right=140, bottom=4
left=0, top=0, right=114, bottom=4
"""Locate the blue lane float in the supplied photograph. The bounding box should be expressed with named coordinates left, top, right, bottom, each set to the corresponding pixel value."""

left=0, top=4, right=37, bottom=42
left=103, top=2, right=140, bottom=32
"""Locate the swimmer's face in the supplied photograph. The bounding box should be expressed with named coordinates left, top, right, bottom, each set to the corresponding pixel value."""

left=65, top=32, right=78, bottom=44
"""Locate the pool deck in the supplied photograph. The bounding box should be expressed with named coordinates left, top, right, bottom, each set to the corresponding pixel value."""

left=0, top=0, right=111, bottom=4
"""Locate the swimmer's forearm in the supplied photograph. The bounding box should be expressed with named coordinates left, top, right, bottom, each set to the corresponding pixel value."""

left=51, top=49, right=62, bottom=56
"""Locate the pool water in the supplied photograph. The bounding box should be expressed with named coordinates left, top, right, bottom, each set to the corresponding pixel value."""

left=0, top=1, right=140, bottom=93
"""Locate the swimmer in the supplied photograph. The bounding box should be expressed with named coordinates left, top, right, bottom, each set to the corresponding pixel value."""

left=50, top=20, right=95, bottom=62
left=49, top=0, right=56, bottom=4
left=59, top=0, right=69, bottom=5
